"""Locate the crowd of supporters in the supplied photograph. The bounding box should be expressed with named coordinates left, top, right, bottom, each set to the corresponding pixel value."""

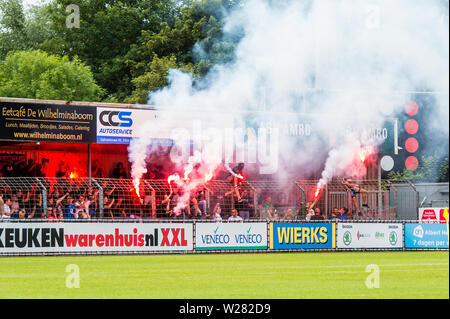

left=0, top=178, right=362, bottom=222
left=1, top=158, right=365, bottom=221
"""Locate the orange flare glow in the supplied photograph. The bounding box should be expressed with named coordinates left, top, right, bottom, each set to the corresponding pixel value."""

left=314, top=188, right=321, bottom=199
left=69, top=172, right=78, bottom=179
left=168, top=174, right=180, bottom=184
left=204, top=172, right=213, bottom=183
left=134, top=181, right=141, bottom=198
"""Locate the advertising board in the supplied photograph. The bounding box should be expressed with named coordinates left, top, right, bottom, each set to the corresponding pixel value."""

left=336, top=223, right=403, bottom=249
left=418, top=207, right=448, bottom=223
left=0, top=101, right=96, bottom=143
left=404, top=223, right=449, bottom=249
left=0, top=222, right=193, bottom=254
left=270, top=223, right=335, bottom=250
left=195, top=222, right=267, bottom=250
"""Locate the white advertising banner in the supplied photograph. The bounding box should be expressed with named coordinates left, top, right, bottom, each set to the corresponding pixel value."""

left=337, top=223, right=403, bottom=249
left=0, top=222, right=193, bottom=254
left=96, top=107, right=234, bottom=145
left=195, top=222, right=267, bottom=250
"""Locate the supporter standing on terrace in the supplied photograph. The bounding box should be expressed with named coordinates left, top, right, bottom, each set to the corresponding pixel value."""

left=228, top=209, right=243, bottom=222
left=64, top=195, right=77, bottom=219
left=112, top=162, right=127, bottom=179
left=236, top=189, right=250, bottom=220
left=1, top=158, right=14, bottom=177
left=2, top=198, right=11, bottom=220
left=212, top=203, right=222, bottom=221
left=339, top=207, right=349, bottom=221
left=310, top=208, right=325, bottom=221
left=160, top=190, right=173, bottom=218
left=0, top=193, right=4, bottom=218
left=55, top=161, right=69, bottom=178
left=103, top=195, right=115, bottom=219
left=331, top=207, right=341, bottom=221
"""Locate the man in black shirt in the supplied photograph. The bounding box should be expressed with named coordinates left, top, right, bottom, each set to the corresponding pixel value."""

left=310, top=208, right=325, bottom=221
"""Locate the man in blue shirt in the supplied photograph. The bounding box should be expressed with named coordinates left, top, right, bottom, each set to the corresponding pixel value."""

left=339, top=207, right=349, bottom=221
left=64, top=196, right=76, bottom=220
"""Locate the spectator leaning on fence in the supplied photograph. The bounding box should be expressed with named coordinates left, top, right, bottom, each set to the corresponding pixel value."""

left=64, top=195, right=77, bottom=219
left=339, top=207, right=349, bottom=221
left=228, top=209, right=243, bottom=222
left=0, top=193, right=4, bottom=218
left=310, top=208, right=325, bottom=221
left=2, top=197, right=12, bottom=220
left=212, top=203, right=222, bottom=221
left=331, top=207, right=341, bottom=221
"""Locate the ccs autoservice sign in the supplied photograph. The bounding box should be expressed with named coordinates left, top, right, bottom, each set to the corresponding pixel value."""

left=404, top=223, right=449, bottom=249
left=337, top=223, right=403, bottom=249
left=0, top=223, right=193, bottom=254
left=195, top=222, right=267, bottom=250
left=269, top=223, right=335, bottom=250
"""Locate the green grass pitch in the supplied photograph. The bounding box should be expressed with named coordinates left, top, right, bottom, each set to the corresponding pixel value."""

left=0, top=251, right=448, bottom=299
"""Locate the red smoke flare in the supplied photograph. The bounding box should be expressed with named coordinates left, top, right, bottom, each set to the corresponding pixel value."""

left=69, top=172, right=78, bottom=179
left=314, top=188, right=321, bottom=199
left=133, top=181, right=141, bottom=198
left=204, top=172, right=213, bottom=183
left=168, top=174, right=180, bottom=184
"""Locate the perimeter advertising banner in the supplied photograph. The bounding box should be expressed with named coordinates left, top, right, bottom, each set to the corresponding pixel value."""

left=404, top=223, right=449, bottom=249
left=269, top=223, right=335, bottom=250
left=0, top=102, right=96, bottom=143
left=96, top=107, right=234, bottom=145
left=336, top=223, right=403, bottom=249
left=195, top=222, right=267, bottom=250
left=0, top=223, right=193, bottom=254
left=418, top=207, right=448, bottom=223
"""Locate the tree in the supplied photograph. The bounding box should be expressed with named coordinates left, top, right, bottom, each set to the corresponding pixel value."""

left=0, top=0, right=56, bottom=60
left=125, top=54, right=192, bottom=104
left=0, top=0, right=27, bottom=59
left=41, top=0, right=182, bottom=102
left=125, top=0, right=242, bottom=104
left=0, top=50, right=104, bottom=101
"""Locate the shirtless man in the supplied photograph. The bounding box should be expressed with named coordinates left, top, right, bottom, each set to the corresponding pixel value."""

left=342, top=178, right=368, bottom=213
left=225, top=163, right=245, bottom=202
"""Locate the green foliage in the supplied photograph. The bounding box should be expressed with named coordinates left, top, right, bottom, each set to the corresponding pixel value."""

left=439, top=157, right=449, bottom=182
left=0, top=0, right=56, bottom=60
left=40, top=0, right=182, bottom=102
left=387, top=155, right=449, bottom=182
left=0, top=50, right=104, bottom=101
left=125, top=55, right=192, bottom=104
left=0, top=0, right=242, bottom=103
left=0, top=0, right=27, bottom=58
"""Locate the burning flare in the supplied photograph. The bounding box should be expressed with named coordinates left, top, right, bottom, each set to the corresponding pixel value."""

left=69, top=172, right=78, bottom=179
left=314, top=188, right=321, bottom=199
left=134, top=181, right=141, bottom=198
left=204, top=172, right=213, bottom=183
left=168, top=174, right=180, bottom=184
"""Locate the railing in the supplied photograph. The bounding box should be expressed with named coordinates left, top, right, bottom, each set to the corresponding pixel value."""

left=0, top=177, right=417, bottom=222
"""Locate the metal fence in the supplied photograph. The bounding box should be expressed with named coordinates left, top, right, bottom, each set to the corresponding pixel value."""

left=0, top=177, right=433, bottom=222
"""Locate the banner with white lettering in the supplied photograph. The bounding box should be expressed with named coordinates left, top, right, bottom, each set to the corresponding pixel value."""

left=0, top=222, right=193, bottom=254
left=336, top=223, right=403, bottom=249
left=418, top=207, right=448, bottom=223
left=195, top=222, right=267, bottom=250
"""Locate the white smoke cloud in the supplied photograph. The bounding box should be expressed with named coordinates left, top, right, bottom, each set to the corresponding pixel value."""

left=129, top=0, right=449, bottom=204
